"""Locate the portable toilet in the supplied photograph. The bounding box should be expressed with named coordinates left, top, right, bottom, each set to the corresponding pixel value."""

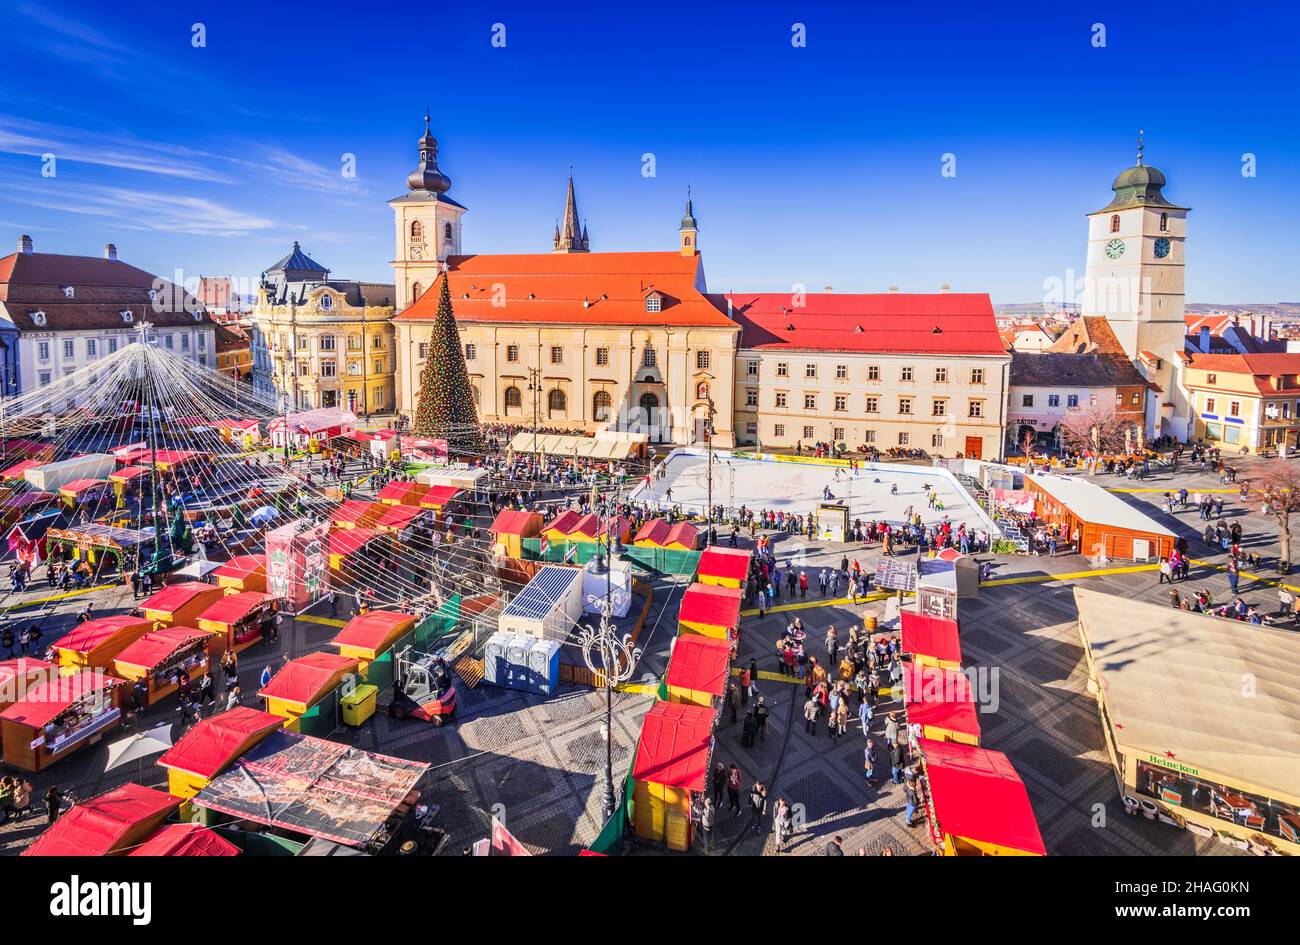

left=527, top=639, right=562, bottom=697
left=483, top=631, right=512, bottom=688
left=505, top=635, right=532, bottom=690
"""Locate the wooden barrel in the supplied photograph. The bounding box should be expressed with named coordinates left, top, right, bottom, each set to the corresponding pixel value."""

left=863, top=612, right=878, bottom=633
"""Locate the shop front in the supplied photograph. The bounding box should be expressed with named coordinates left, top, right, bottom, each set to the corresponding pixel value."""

left=0, top=669, right=126, bottom=772
left=695, top=546, right=751, bottom=588
left=111, top=625, right=223, bottom=706
left=195, top=591, right=278, bottom=657
left=917, top=737, right=1046, bottom=856
left=51, top=615, right=155, bottom=674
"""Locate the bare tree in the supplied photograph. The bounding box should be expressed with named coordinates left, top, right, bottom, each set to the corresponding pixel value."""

left=1251, top=459, right=1300, bottom=572
left=1019, top=428, right=1035, bottom=458
left=1060, top=402, right=1137, bottom=459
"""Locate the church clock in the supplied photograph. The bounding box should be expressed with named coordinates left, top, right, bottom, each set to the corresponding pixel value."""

left=1153, top=237, right=1170, bottom=259
left=410, top=246, right=423, bottom=260
left=1105, top=238, right=1126, bottom=259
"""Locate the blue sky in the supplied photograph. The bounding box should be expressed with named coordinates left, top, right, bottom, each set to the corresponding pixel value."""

left=0, top=0, right=1296, bottom=303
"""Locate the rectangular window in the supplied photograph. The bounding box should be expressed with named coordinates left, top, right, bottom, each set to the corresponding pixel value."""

left=507, top=344, right=519, bottom=362
left=803, top=393, right=817, bottom=410
left=1131, top=392, right=1141, bottom=406
left=865, top=396, right=879, bottom=413
left=107, top=338, right=117, bottom=354
left=867, top=365, right=880, bottom=381
left=320, top=334, right=335, bottom=351
left=197, top=333, right=206, bottom=350
left=774, top=423, right=785, bottom=438
left=1067, top=394, right=1078, bottom=408
left=320, top=361, right=336, bottom=377
left=863, top=430, right=876, bottom=443
left=373, top=386, right=385, bottom=407
left=835, top=364, right=847, bottom=379
left=935, top=367, right=948, bottom=382
left=596, top=347, right=610, bottom=366
left=834, top=395, right=847, bottom=411
left=181, top=333, right=189, bottom=351
left=374, top=359, right=384, bottom=374
left=418, top=343, right=429, bottom=360
left=803, top=425, right=815, bottom=439
left=899, top=397, right=913, bottom=415
left=642, top=348, right=657, bottom=368
left=1048, top=394, right=1060, bottom=407
left=901, top=366, right=913, bottom=382
left=550, top=346, right=563, bottom=364
left=932, top=399, right=947, bottom=416
left=372, top=335, right=383, bottom=349
left=39, top=372, right=50, bottom=387
left=645, top=295, right=662, bottom=313
left=1022, top=394, right=1034, bottom=407
left=932, top=433, right=944, bottom=448
left=86, top=339, right=97, bottom=357
left=1224, top=424, right=1241, bottom=445
left=696, top=350, right=711, bottom=370
left=1207, top=373, right=1217, bottom=385
left=165, top=335, right=174, bottom=350
left=1089, top=394, right=1098, bottom=406
left=746, top=422, right=758, bottom=435
left=776, top=362, right=788, bottom=377
left=297, top=335, right=307, bottom=350
left=833, top=427, right=845, bottom=441
left=746, top=360, right=759, bottom=378
left=464, top=343, right=477, bottom=361
left=347, top=361, right=361, bottom=376
left=38, top=342, right=49, bottom=360
left=1205, top=422, right=1222, bottom=440
left=969, top=400, right=984, bottom=418
left=898, top=431, right=910, bottom=446
left=805, top=363, right=816, bottom=379
left=745, top=389, right=758, bottom=407
left=1205, top=397, right=1216, bottom=414
left=775, top=392, right=788, bottom=408
left=1229, top=400, right=1241, bottom=417
left=63, top=340, right=74, bottom=358
left=348, top=334, right=362, bottom=350
left=971, top=368, right=984, bottom=384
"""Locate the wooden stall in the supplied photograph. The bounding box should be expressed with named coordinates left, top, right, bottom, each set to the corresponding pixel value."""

left=157, top=706, right=285, bottom=802
left=489, top=509, right=543, bottom=559
left=212, top=554, right=267, bottom=593
left=111, top=626, right=223, bottom=706
left=631, top=701, right=715, bottom=851
left=1025, top=472, right=1176, bottom=561
left=917, top=737, right=1046, bottom=856
left=45, top=522, right=155, bottom=572
left=633, top=519, right=699, bottom=552
left=195, top=591, right=277, bottom=657
left=677, top=582, right=743, bottom=641
left=330, top=499, right=386, bottom=529
left=141, top=581, right=227, bottom=628
left=900, top=610, right=962, bottom=671
left=696, top=546, right=752, bottom=589
left=22, top=783, right=180, bottom=856
left=664, top=634, right=731, bottom=709
left=902, top=663, right=981, bottom=746
left=259, top=652, right=361, bottom=730
left=327, top=527, right=388, bottom=574
left=330, top=610, right=416, bottom=674
left=0, top=669, right=125, bottom=772
left=51, top=615, right=155, bottom=674
left=0, top=657, right=56, bottom=712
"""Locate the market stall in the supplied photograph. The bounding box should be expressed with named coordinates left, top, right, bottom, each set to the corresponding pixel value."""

left=331, top=610, right=416, bottom=672
left=212, top=554, right=267, bottom=593
left=1025, top=472, right=1175, bottom=561
left=0, top=669, right=125, bottom=772
left=917, top=737, right=1046, bottom=856
left=111, top=625, right=223, bottom=706
left=900, top=610, right=962, bottom=670
left=5, top=510, right=57, bottom=567
left=665, top=634, right=731, bottom=709
left=902, top=663, right=981, bottom=746
left=216, top=418, right=262, bottom=447
left=933, top=547, right=981, bottom=598
left=489, top=509, right=543, bottom=558
left=190, top=728, right=430, bottom=853
left=677, top=582, right=743, bottom=641
left=631, top=701, right=715, bottom=851
left=498, top=565, right=584, bottom=641
left=128, top=822, right=242, bottom=857
left=330, top=499, right=385, bottom=529
left=141, top=581, right=227, bottom=628
left=696, top=546, right=752, bottom=589
left=541, top=508, right=584, bottom=543
left=194, top=590, right=278, bottom=656
left=57, top=477, right=112, bottom=511
left=259, top=652, right=361, bottom=730
left=375, top=480, right=425, bottom=506
left=22, top=783, right=180, bottom=856
left=45, top=522, right=156, bottom=572
left=633, top=518, right=699, bottom=552
left=373, top=503, right=425, bottom=534
left=0, top=657, right=56, bottom=712
left=266, top=408, right=357, bottom=451
left=327, top=526, right=389, bottom=574
left=1075, top=586, right=1300, bottom=856
left=108, top=465, right=150, bottom=503
left=51, top=615, right=155, bottom=674
left=23, top=453, right=116, bottom=492
left=157, top=706, right=285, bottom=801
left=566, top=512, right=632, bottom=545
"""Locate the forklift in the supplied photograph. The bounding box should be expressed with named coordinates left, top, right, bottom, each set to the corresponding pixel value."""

left=388, top=645, right=458, bottom=725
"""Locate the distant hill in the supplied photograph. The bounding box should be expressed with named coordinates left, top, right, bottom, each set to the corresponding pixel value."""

left=994, top=302, right=1300, bottom=319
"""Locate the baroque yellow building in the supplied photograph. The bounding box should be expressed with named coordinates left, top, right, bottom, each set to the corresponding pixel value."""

left=250, top=242, right=396, bottom=415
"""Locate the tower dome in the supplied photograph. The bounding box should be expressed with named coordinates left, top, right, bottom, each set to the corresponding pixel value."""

left=1096, top=131, right=1186, bottom=213
left=406, top=111, right=452, bottom=194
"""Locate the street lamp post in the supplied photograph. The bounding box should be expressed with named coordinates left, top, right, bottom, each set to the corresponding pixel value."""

left=705, top=395, right=716, bottom=545
left=578, top=489, right=640, bottom=822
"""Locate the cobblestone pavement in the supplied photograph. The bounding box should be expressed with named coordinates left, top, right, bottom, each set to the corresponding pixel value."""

left=0, top=454, right=1289, bottom=855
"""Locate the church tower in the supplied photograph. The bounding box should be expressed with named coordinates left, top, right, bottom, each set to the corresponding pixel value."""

left=389, top=112, right=467, bottom=310
left=1082, top=133, right=1189, bottom=439
left=552, top=174, right=589, bottom=253
left=679, top=188, right=698, bottom=256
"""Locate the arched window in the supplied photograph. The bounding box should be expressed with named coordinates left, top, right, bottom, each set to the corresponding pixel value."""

left=1110, top=214, right=1120, bottom=233
left=548, top=389, right=567, bottom=417
left=410, top=220, right=423, bottom=241
left=593, top=390, right=612, bottom=421
left=1159, top=212, right=1168, bottom=232
left=696, top=381, right=710, bottom=401
left=504, top=386, right=522, bottom=410
left=683, top=235, right=692, bottom=247
left=444, top=222, right=453, bottom=240
left=411, top=282, right=423, bottom=301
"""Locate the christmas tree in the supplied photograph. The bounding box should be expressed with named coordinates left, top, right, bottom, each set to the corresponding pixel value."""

left=412, top=272, right=482, bottom=454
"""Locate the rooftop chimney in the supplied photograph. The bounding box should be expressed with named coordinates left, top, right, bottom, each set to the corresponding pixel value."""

left=940, top=282, right=951, bottom=293
left=17, top=235, right=32, bottom=255
left=104, top=243, right=118, bottom=261
left=888, top=285, right=899, bottom=293
left=823, top=285, right=833, bottom=293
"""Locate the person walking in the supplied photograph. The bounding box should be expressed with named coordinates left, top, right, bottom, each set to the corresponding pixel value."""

left=711, top=762, right=726, bottom=807
left=754, top=696, right=769, bottom=741
left=726, top=764, right=742, bottom=816
left=44, top=786, right=62, bottom=825
left=699, top=796, right=716, bottom=853
left=772, top=797, right=792, bottom=853
left=738, top=664, right=751, bottom=705
left=1228, top=558, right=1240, bottom=595
left=803, top=695, right=819, bottom=736
left=864, top=738, right=879, bottom=785
left=726, top=682, right=741, bottom=725
left=749, top=781, right=768, bottom=834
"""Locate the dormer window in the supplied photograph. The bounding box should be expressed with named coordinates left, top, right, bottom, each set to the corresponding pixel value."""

left=120, top=310, right=134, bottom=323
left=320, top=294, right=332, bottom=310
left=31, top=311, right=47, bottom=326
left=62, top=286, right=74, bottom=299
left=645, top=295, right=662, bottom=313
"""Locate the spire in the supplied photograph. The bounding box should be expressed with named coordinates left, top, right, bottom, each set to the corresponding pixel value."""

left=407, top=110, right=452, bottom=194
left=553, top=173, right=589, bottom=253
left=679, top=186, right=698, bottom=256
left=1136, top=128, right=1144, bottom=167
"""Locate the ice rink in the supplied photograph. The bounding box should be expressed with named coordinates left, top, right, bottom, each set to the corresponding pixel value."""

left=629, top=451, right=992, bottom=530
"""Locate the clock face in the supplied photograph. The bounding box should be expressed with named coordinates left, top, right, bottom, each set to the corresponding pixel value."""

left=1154, top=237, right=1171, bottom=259
left=409, top=246, right=422, bottom=260
left=1105, top=238, right=1126, bottom=260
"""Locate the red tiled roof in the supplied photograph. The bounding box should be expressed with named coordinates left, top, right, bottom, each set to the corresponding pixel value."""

left=394, top=252, right=736, bottom=328
left=723, top=292, right=1006, bottom=355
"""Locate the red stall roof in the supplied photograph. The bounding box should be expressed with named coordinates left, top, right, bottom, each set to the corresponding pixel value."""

left=630, top=701, right=715, bottom=791
left=903, top=663, right=972, bottom=703
left=633, top=518, right=670, bottom=545
left=21, top=783, right=179, bottom=857
left=376, top=481, right=423, bottom=504
left=0, top=656, right=55, bottom=691
left=678, top=582, right=743, bottom=629
left=901, top=611, right=962, bottom=665
left=665, top=635, right=732, bottom=697
left=545, top=508, right=583, bottom=535
left=375, top=504, right=423, bottom=530
left=697, top=546, right=751, bottom=581
left=332, top=611, right=415, bottom=652
left=109, top=465, right=150, bottom=481
left=212, top=554, right=264, bottom=579
left=1, top=459, right=39, bottom=479
left=332, top=499, right=379, bottom=524
left=490, top=508, right=539, bottom=536
left=113, top=625, right=216, bottom=670
left=906, top=696, right=982, bottom=742
left=129, top=822, right=241, bottom=857
left=59, top=478, right=107, bottom=495
left=0, top=669, right=125, bottom=728
left=665, top=522, right=699, bottom=549
left=54, top=615, right=149, bottom=655
left=919, top=738, right=1046, bottom=855
left=420, top=484, right=460, bottom=507
left=328, top=527, right=382, bottom=559
left=142, top=581, right=222, bottom=614
left=157, top=706, right=284, bottom=778
left=196, top=591, right=275, bottom=628
left=259, top=652, right=359, bottom=706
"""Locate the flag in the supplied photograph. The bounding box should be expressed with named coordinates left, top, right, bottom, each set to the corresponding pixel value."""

left=540, top=535, right=549, bottom=557
left=564, top=543, right=577, bottom=563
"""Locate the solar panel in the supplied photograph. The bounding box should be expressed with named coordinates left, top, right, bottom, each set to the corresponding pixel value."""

left=503, top=566, right=577, bottom=620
